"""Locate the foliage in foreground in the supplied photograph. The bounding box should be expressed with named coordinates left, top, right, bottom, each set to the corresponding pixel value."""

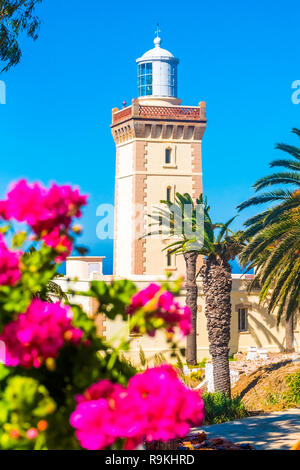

left=0, top=179, right=204, bottom=450
left=202, top=392, right=249, bottom=425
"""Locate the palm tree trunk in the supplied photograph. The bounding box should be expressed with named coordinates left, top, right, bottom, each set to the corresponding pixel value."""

left=285, top=312, right=294, bottom=353
left=184, top=252, right=198, bottom=365
left=200, top=255, right=232, bottom=397
left=212, top=354, right=231, bottom=395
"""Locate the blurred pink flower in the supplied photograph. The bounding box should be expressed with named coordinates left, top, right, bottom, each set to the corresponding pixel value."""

left=1, top=180, right=87, bottom=233
left=0, top=299, right=83, bottom=368
left=26, top=428, right=38, bottom=440
left=42, top=228, right=73, bottom=263
left=70, top=365, right=204, bottom=450
left=0, top=235, right=22, bottom=286
left=127, top=283, right=161, bottom=312
left=0, top=180, right=87, bottom=261
left=76, top=379, right=125, bottom=404
left=0, top=180, right=45, bottom=226
left=127, top=284, right=192, bottom=337
left=128, top=365, right=204, bottom=443
left=70, top=400, right=117, bottom=450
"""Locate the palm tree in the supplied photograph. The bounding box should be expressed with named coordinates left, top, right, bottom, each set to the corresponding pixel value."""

left=147, top=193, right=245, bottom=397
left=146, top=193, right=203, bottom=365
left=22, top=248, right=68, bottom=303
left=33, top=278, right=68, bottom=303
left=198, top=200, right=244, bottom=396
left=238, top=128, right=300, bottom=352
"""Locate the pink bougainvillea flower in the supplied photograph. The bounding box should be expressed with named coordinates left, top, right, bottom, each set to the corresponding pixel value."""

left=0, top=299, right=83, bottom=368
left=26, top=428, right=38, bottom=440
left=128, top=365, right=204, bottom=443
left=9, top=429, right=21, bottom=439
left=0, top=180, right=45, bottom=226
left=42, top=228, right=73, bottom=263
left=0, top=179, right=87, bottom=236
left=70, top=365, right=204, bottom=450
left=75, top=379, right=125, bottom=404
left=70, top=400, right=117, bottom=450
left=127, top=284, right=192, bottom=337
left=0, top=234, right=22, bottom=286
left=127, top=283, right=161, bottom=313
left=0, top=179, right=87, bottom=262
left=73, top=379, right=149, bottom=449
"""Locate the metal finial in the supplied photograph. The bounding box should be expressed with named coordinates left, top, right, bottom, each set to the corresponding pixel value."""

left=155, top=23, right=161, bottom=38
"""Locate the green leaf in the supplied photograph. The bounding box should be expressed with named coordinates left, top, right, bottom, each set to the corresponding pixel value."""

left=12, top=231, right=27, bottom=248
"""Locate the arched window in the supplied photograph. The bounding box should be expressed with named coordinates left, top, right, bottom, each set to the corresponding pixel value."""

left=165, top=148, right=171, bottom=164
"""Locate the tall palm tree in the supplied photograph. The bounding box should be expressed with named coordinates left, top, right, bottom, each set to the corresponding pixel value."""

left=147, top=193, right=203, bottom=365
left=198, top=200, right=244, bottom=396
left=238, top=128, right=300, bottom=352
left=147, top=193, right=245, bottom=397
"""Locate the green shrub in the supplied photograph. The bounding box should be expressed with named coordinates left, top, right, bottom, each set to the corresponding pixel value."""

left=190, top=370, right=205, bottom=382
left=198, top=358, right=207, bottom=368
left=202, top=392, right=249, bottom=424
left=175, top=354, right=184, bottom=373
left=0, top=376, right=56, bottom=450
left=183, top=358, right=207, bottom=369
left=153, top=353, right=167, bottom=366
left=265, top=392, right=281, bottom=406
left=284, top=372, right=300, bottom=404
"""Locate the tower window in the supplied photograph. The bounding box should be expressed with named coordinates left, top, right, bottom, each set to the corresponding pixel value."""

left=165, top=148, right=171, bottom=164
left=238, top=308, right=248, bottom=332
left=166, top=186, right=172, bottom=202
left=138, top=63, right=152, bottom=96
left=168, top=65, right=177, bottom=97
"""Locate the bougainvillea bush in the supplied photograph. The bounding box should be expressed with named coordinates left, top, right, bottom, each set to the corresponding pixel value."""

left=0, top=180, right=204, bottom=450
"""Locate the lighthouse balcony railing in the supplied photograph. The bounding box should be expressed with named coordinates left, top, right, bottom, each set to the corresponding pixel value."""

left=112, top=103, right=206, bottom=125
left=137, top=105, right=206, bottom=121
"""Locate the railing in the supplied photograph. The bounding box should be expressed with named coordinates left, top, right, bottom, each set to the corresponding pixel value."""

left=112, top=103, right=206, bottom=125
left=112, top=106, right=132, bottom=125
left=138, top=105, right=206, bottom=120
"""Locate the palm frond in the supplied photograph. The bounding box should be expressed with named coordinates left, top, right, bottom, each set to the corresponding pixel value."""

left=275, top=143, right=300, bottom=161
left=269, top=159, right=300, bottom=171
left=253, top=172, right=300, bottom=191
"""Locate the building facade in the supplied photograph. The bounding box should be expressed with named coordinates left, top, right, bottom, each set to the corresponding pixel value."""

left=58, top=257, right=299, bottom=362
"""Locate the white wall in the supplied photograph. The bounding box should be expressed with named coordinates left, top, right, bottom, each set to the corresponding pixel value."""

left=115, top=142, right=135, bottom=276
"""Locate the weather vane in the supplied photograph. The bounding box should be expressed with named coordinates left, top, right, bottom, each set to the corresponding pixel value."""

left=155, top=23, right=161, bottom=37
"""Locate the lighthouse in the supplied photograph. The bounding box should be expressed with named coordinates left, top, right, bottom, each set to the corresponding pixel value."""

left=111, top=33, right=207, bottom=277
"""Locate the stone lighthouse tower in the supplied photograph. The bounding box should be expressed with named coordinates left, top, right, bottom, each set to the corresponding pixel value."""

left=111, top=34, right=207, bottom=277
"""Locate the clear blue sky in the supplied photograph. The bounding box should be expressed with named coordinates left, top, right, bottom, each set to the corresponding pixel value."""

left=1, top=0, right=299, bottom=273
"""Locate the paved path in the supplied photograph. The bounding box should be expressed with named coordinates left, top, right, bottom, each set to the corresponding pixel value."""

left=193, top=408, right=300, bottom=450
